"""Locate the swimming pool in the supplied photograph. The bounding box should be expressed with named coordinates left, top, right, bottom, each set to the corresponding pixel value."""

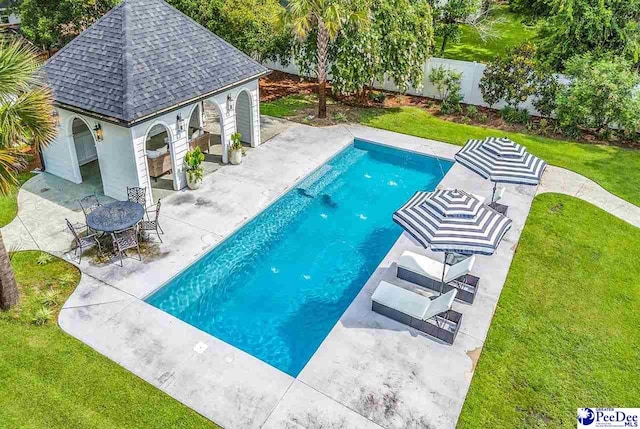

left=147, top=139, right=452, bottom=376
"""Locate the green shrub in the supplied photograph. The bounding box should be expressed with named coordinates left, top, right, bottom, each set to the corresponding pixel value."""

left=40, top=289, right=61, bottom=307
left=466, top=105, right=478, bottom=119
left=332, top=112, right=347, bottom=122
left=477, top=113, right=489, bottom=123
left=479, top=43, right=538, bottom=109
left=36, top=253, right=53, bottom=266
left=501, top=106, right=530, bottom=124
left=32, top=306, right=53, bottom=326
left=429, top=65, right=463, bottom=114
left=58, top=272, right=76, bottom=286
left=368, top=91, right=386, bottom=104
left=555, top=54, right=640, bottom=139
left=184, top=147, right=205, bottom=183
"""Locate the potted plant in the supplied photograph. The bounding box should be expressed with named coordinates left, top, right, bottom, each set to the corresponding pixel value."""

left=229, top=132, right=244, bottom=165
left=184, top=146, right=205, bottom=189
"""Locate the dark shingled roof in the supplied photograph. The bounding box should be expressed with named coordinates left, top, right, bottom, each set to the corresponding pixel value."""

left=42, top=0, right=269, bottom=125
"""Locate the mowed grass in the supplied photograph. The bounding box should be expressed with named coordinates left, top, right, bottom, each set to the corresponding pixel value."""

left=437, top=5, right=539, bottom=63
left=260, top=94, right=315, bottom=118
left=0, top=251, right=218, bottom=429
left=0, top=171, right=35, bottom=227
left=360, top=107, right=640, bottom=206
left=458, top=194, right=640, bottom=428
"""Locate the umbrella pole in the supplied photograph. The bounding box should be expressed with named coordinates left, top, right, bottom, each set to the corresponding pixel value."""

left=491, top=181, right=497, bottom=203
left=440, top=251, right=448, bottom=295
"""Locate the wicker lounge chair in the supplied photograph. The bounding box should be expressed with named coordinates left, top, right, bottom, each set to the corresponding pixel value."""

left=66, top=218, right=101, bottom=263
left=111, top=226, right=141, bottom=266
left=397, top=251, right=479, bottom=304
left=371, top=281, right=462, bottom=345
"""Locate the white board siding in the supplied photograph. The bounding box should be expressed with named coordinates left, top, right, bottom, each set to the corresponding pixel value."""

left=44, top=79, right=264, bottom=205
left=94, top=123, right=139, bottom=202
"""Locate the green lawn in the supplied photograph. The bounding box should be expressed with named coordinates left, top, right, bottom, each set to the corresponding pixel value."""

left=0, top=251, right=217, bottom=429
left=458, top=194, right=640, bottom=428
left=360, top=107, right=640, bottom=207
left=260, top=94, right=316, bottom=118
left=0, top=172, right=35, bottom=227
left=437, top=5, right=539, bottom=63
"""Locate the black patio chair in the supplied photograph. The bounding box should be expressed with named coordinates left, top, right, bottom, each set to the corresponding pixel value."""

left=66, top=218, right=101, bottom=263
left=127, top=186, right=146, bottom=206
left=78, top=194, right=102, bottom=233
left=111, top=226, right=141, bottom=267
left=139, top=199, right=163, bottom=242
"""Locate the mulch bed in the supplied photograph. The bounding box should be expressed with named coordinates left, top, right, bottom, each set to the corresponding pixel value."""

left=259, top=71, right=639, bottom=149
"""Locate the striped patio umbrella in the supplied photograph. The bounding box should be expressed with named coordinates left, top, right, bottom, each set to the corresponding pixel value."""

left=455, top=137, right=547, bottom=202
left=393, top=189, right=512, bottom=294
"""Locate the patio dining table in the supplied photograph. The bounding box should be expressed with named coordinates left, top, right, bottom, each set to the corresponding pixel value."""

left=86, top=200, right=145, bottom=233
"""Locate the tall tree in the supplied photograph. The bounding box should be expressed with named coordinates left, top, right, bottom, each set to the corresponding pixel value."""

left=282, top=0, right=365, bottom=118
left=433, top=0, right=480, bottom=55
left=18, top=0, right=118, bottom=53
left=0, top=39, right=57, bottom=309
left=331, top=0, right=434, bottom=101
left=166, top=0, right=291, bottom=62
left=538, top=0, right=640, bottom=70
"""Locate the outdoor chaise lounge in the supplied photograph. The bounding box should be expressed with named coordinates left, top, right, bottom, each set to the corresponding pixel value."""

left=397, top=251, right=479, bottom=304
left=372, top=281, right=462, bottom=344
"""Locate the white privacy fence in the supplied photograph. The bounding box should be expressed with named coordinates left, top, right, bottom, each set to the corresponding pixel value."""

left=264, top=56, right=547, bottom=116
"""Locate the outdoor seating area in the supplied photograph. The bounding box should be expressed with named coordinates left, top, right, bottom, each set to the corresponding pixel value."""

left=66, top=186, right=163, bottom=266
left=372, top=136, right=546, bottom=345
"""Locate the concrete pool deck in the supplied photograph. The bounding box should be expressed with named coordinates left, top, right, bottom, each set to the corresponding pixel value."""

left=10, top=124, right=535, bottom=428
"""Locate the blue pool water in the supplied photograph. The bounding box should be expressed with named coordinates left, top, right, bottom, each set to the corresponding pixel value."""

left=147, top=140, right=452, bottom=376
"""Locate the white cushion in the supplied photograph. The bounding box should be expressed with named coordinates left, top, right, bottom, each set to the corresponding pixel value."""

left=397, top=251, right=474, bottom=284
left=372, top=281, right=430, bottom=319
left=147, top=149, right=161, bottom=159
left=444, top=255, right=475, bottom=283
left=495, top=187, right=505, bottom=202
left=422, top=289, right=456, bottom=320
left=157, top=145, right=168, bottom=155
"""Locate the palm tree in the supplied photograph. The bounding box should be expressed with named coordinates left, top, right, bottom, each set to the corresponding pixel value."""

left=282, top=0, right=364, bottom=118
left=0, top=38, right=57, bottom=310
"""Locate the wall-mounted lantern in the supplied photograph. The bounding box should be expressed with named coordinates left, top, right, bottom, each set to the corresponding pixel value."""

left=93, top=123, right=104, bottom=142
left=176, top=113, right=185, bottom=133
left=51, top=109, right=60, bottom=127
left=226, top=95, right=234, bottom=113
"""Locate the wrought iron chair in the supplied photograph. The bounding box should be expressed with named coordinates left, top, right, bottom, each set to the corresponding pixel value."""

left=78, top=194, right=102, bottom=232
left=139, top=199, right=163, bottom=242
left=111, top=226, right=141, bottom=267
left=127, top=186, right=146, bottom=206
left=66, top=218, right=101, bottom=263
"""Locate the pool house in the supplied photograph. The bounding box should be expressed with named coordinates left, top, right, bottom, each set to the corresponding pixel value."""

left=40, top=0, right=269, bottom=205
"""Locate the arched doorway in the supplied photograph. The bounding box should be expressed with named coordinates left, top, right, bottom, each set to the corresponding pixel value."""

left=71, top=118, right=103, bottom=192
left=145, top=123, right=174, bottom=199
left=235, top=90, right=254, bottom=146
left=202, top=99, right=224, bottom=164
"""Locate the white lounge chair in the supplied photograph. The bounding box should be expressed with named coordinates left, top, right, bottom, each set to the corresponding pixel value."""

left=397, top=251, right=479, bottom=304
left=371, top=281, right=462, bottom=344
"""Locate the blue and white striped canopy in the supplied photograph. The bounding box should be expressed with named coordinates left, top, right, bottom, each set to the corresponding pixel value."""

left=455, top=138, right=547, bottom=185
left=393, top=189, right=512, bottom=255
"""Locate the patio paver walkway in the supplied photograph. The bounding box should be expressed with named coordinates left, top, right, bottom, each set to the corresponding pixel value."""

left=538, top=165, right=640, bottom=228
